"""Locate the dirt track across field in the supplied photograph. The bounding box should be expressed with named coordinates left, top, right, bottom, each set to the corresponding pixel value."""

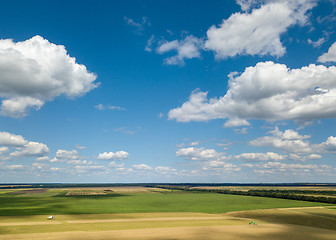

left=1, top=224, right=335, bottom=240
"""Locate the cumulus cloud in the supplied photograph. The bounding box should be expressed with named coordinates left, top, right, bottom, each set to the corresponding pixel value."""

left=255, top=161, right=333, bottom=175
left=318, top=42, right=336, bottom=63
left=169, top=62, right=336, bottom=123
left=250, top=127, right=313, bottom=154
left=223, top=118, right=250, bottom=128
left=176, top=147, right=226, bottom=161
left=250, top=127, right=336, bottom=155
left=132, top=164, right=153, bottom=171
left=0, top=132, right=28, bottom=146
left=51, top=149, right=82, bottom=163
left=0, top=35, right=98, bottom=118
left=10, top=142, right=49, bottom=158
left=0, top=132, right=49, bottom=160
left=205, top=1, right=316, bottom=59
left=97, top=151, right=129, bottom=160
left=156, top=35, right=203, bottom=65
left=289, top=153, right=322, bottom=161
left=235, top=152, right=286, bottom=161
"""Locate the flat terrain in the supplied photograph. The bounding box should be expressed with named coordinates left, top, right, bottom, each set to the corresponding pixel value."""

left=0, top=187, right=335, bottom=239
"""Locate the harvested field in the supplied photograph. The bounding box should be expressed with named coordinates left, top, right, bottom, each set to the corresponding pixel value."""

left=0, top=209, right=335, bottom=240
left=10, top=189, right=48, bottom=194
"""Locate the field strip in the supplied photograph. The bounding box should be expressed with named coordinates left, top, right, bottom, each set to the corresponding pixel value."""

left=0, top=221, right=62, bottom=226
left=1, top=224, right=336, bottom=240
left=66, top=216, right=235, bottom=224
left=278, top=206, right=326, bottom=210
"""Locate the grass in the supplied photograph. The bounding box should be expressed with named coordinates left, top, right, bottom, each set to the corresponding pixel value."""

left=0, top=188, right=330, bottom=216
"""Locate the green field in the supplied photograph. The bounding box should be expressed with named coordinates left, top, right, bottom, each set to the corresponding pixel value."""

left=0, top=188, right=330, bottom=216
left=0, top=187, right=335, bottom=240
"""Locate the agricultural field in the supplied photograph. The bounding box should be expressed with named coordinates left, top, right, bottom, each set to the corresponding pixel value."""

left=0, top=186, right=335, bottom=239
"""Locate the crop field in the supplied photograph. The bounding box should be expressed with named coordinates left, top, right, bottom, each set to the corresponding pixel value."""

left=0, top=186, right=335, bottom=239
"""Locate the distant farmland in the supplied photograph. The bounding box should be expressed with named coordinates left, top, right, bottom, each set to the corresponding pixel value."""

left=0, top=185, right=335, bottom=240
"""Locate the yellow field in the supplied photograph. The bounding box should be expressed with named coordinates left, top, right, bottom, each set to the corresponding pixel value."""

left=0, top=207, right=335, bottom=240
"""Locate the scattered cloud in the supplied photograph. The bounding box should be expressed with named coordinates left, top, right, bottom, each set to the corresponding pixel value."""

left=234, top=127, right=248, bottom=135
left=308, top=37, right=325, bottom=48
left=132, top=164, right=153, bottom=171
left=255, top=161, right=333, bottom=175
left=97, top=151, right=129, bottom=160
left=51, top=149, right=82, bottom=163
left=176, top=147, right=226, bottom=161
left=95, top=104, right=126, bottom=111
left=0, top=35, right=98, bottom=118
left=124, top=16, right=151, bottom=34
left=10, top=142, right=49, bottom=158
left=113, top=127, right=136, bottom=135
left=250, top=127, right=336, bottom=155
left=318, top=42, right=336, bottom=63
left=75, top=144, right=87, bottom=150
left=250, top=127, right=313, bottom=154
left=0, top=132, right=28, bottom=147
left=235, top=152, right=287, bottom=161
left=156, top=35, right=203, bottom=65
left=145, top=35, right=155, bottom=52
left=205, top=1, right=316, bottom=59
left=169, top=62, right=336, bottom=124
left=223, top=118, right=250, bottom=128
left=0, top=132, right=49, bottom=160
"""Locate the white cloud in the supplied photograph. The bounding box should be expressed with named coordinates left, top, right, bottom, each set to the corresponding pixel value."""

left=35, top=156, right=51, bottom=162
left=75, top=165, right=106, bottom=173
left=156, top=35, right=203, bottom=65
left=318, top=42, right=336, bottom=63
left=113, top=127, right=135, bottom=135
left=132, top=164, right=153, bottom=171
left=0, top=35, right=98, bottom=118
left=0, top=132, right=28, bottom=146
left=223, top=118, right=250, bottom=128
left=205, top=1, right=316, bottom=59
left=234, top=127, right=248, bottom=135
left=51, top=149, right=81, bottom=163
left=95, top=104, right=105, bottom=110
left=250, top=127, right=313, bottom=154
left=10, top=142, right=49, bottom=158
left=289, top=153, right=322, bottom=161
left=250, top=127, right=336, bottom=155
left=145, top=35, right=155, bottom=52
left=308, top=37, right=325, bottom=48
left=75, top=144, right=86, bottom=150
left=176, top=147, right=226, bottom=161
left=0, top=164, right=25, bottom=171
left=235, top=152, right=286, bottom=161
left=95, top=104, right=126, bottom=111
left=255, top=161, right=332, bottom=174
left=0, top=146, right=9, bottom=155
left=0, top=132, right=49, bottom=160
left=317, top=136, right=336, bottom=153
left=169, top=62, right=336, bottom=123
left=235, top=0, right=261, bottom=12
left=124, top=16, right=151, bottom=33
left=97, top=151, right=129, bottom=160
left=158, top=112, right=164, bottom=118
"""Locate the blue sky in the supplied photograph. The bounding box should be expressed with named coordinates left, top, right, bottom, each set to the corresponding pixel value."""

left=0, top=0, right=336, bottom=183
